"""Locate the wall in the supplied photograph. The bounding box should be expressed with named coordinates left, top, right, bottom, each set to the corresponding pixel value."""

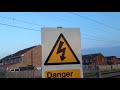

left=23, top=45, right=41, bottom=68
left=99, top=64, right=120, bottom=71
left=7, top=45, right=41, bottom=70
left=5, top=70, right=42, bottom=78
left=111, top=57, right=119, bottom=64
left=93, top=54, right=107, bottom=65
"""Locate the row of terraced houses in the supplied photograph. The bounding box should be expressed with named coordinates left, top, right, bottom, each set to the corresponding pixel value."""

left=0, top=45, right=120, bottom=72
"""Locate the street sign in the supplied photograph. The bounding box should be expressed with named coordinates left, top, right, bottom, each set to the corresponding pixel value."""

left=42, top=28, right=83, bottom=78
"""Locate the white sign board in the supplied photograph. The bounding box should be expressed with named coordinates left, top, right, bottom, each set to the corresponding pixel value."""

left=41, top=28, right=83, bottom=78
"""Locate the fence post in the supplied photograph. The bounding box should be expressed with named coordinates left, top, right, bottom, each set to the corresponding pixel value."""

left=95, top=66, right=101, bottom=78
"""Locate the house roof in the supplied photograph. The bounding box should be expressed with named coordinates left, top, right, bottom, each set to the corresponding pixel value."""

left=6, top=62, right=27, bottom=69
left=13, top=46, right=36, bottom=56
left=3, top=63, right=15, bottom=69
left=82, top=53, right=103, bottom=60
left=105, top=56, right=117, bottom=60
left=1, top=45, right=39, bottom=61
left=1, top=55, right=12, bottom=61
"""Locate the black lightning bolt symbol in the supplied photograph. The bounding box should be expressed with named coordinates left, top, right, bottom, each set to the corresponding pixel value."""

left=57, top=41, right=66, bottom=61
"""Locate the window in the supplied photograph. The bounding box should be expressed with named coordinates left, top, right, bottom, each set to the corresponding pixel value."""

left=15, top=69, right=20, bottom=71
left=14, top=58, right=19, bottom=63
left=83, top=60, right=85, bottom=63
left=0, top=63, right=3, bottom=65
left=13, top=58, right=16, bottom=63
left=10, top=69, right=15, bottom=72
left=89, top=60, right=91, bottom=63
left=82, top=60, right=84, bottom=63
left=10, top=60, right=13, bottom=64
left=5, top=61, right=8, bottom=64
left=8, top=60, right=11, bottom=64
left=90, top=59, right=92, bottom=63
left=84, top=60, right=86, bottom=63
left=18, top=57, right=22, bottom=62
left=8, top=60, right=10, bottom=64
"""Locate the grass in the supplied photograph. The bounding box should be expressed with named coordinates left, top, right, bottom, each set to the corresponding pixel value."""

left=83, top=70, right=98, bottom=76
left=79, top=65, right=120, bottom=77
left=101, top=68, right=120, bottom=74
left=83, top=68, right=120, bottom=76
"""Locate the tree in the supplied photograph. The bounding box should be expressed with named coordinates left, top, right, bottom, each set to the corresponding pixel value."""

left=107, top=60, right=113, bottom=65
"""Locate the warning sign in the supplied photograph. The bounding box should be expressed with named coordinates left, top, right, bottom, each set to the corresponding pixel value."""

left=45, top=69, right=81, bottom=78
left=44, top=33, right=80, bottom=65
left=42, top=28, right=83, bottom=78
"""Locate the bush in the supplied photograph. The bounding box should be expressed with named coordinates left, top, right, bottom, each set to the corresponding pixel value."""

left=107, top=60, right=113, bottom=65
left=0, top=69, right=6, bottom=78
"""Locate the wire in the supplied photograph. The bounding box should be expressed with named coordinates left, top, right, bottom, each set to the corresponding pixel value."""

left=40, top=13, right=90, bottom=27
left=0, top=22, right=120, bottom=43
left=41, top=13, right=117, bottom=34
left=0, top=14, right=117, bottom=34
left=0, top=15, right=47, bottom=27
left=81, top=33, right=120, bottom=43
left=0, top=14, right=120, bottom=44
left=70, top=12, right=120, bottom=32
left=82, top=37, right=117, bottom=43
left=0, top=22, right=40, bottom=31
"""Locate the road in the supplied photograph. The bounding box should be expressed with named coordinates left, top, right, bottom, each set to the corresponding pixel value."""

left=110, top=75, right=120, bottom=78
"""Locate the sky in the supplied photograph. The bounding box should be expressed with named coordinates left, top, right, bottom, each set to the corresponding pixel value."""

left=0, top=12, right=120, bottom=59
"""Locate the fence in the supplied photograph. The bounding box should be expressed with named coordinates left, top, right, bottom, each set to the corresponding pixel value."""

left=83, top=64, right=120, bottom=78
left=1, top=64, right=120, bottom=78
left=99, top=64, right=120, bottom=71
left=0, top=70, right=42, bottom=78
left=83, top=65, right=97, bottom=71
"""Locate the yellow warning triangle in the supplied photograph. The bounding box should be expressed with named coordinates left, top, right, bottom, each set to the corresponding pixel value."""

left=44, top=33, right=80, bottom=65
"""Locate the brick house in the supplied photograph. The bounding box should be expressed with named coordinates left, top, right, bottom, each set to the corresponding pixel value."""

left=0, top=60, right=3, bottom=66
left=82, top=53, right=107, bottom=71
left=105, top=56, right=119, bottom=65
left=118, top=58, right=120, bottom=64
left=0, top=45, right=41, bottom=71
left=82, top=53, right=107, bottom=65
